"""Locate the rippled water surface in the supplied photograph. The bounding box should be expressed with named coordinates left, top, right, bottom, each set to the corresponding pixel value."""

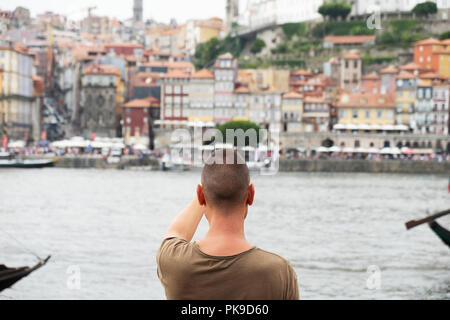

left=1, top=168, right=449, bottom=299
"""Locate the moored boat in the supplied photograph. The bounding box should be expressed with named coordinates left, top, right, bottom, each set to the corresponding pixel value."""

left=0, top=152, right=58, bottom=168
left=429, top=221, right=450, bottom=249
left=0, top=256, right=51, bottom=292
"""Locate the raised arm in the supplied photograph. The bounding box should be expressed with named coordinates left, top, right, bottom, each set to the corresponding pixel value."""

left=164, top=195, right=204, bottom=242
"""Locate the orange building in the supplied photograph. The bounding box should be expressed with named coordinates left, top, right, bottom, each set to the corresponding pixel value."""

left=414, top=38, right=450, bottom=76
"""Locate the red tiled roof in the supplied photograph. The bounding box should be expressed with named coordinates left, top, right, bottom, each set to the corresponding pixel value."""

left=324, top=35, right=376, bottom=44
left=191, top=69, right=214, bottom=79
left=292, top=69, right=313, bottom=76
left=83, top=64, right=120, bottom=75
left=380, top=65, right=399, bottom=74
left=396, top=71, right=416, bottom=79
left=234, top=86, right=250, bottom=93
left=123, top=97, right=159, bottom=108
left=336, top=93, right=395, bottom=108
left=419, top=72, right=447, bottom=80
left=362, top=72, right=380, bottom=80
left=217, top=52, right=233, bottom=59
left=283, top=91, right=303, bottom=99
left=414, top=38, right=441, bottom=46
left=163, top=70, right=190, bottom=79
left=104, top=42, right=144, bottom=48
left=343, top=51, right=361, bottom=59
left=304, top=96, right=330, bottom=104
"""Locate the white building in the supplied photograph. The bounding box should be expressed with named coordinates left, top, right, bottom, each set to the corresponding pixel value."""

left=346, top=0, right=450, bottom=16
left=236, top=0, right=323, bottom=31
left=214, top=53, right=237, bottom=123
left=431, top=83, right=449, bottom=135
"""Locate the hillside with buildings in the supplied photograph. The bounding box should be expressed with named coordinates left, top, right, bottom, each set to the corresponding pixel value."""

left=0, top=0, right=449, bottom=157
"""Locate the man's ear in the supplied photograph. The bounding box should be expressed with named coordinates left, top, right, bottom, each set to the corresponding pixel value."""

left=246, top=184, right=255, bottom=206
left=197, top=184, right=206, bottom=206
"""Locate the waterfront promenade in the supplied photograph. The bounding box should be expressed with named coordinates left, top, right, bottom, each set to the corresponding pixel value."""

left=20, top=154, right=450, bottom=174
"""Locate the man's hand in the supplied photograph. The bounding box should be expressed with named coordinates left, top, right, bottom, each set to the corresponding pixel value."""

left=164, top=194, right=205, bottom=242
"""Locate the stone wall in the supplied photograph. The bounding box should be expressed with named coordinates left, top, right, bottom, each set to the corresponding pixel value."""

left=53, top=156, right=160, bottom=170
left=280, top=159, right=450, bottom=174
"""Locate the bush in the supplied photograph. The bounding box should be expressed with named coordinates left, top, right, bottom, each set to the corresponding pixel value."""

left=318, top=2, right=351, bottom=20
left=193, top=35, right=246, bottom=69
left=379, top=19, right=423, bottom=47
left=250, top=38, right=266, bottom=54
left=216, top=121, right=261, bottom=146
left=282, top=23, right=307, bottom=40
left=439, top=31, right=450, bottom=40
left=412, top=1, right=438, bottom=16
left=311, top=21, right=374, bottom=38
left=362, top=52, right=396, bottom=65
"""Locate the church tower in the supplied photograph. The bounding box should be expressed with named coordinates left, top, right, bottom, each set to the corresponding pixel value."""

left=133, top=0, right=143, bottom=22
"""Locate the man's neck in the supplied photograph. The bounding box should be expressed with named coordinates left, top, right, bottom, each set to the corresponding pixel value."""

left=197, top=208, right=253, bottom=256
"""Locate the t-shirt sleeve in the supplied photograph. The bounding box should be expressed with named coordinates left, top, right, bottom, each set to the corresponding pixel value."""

left=156, top=237, right=189, bottom=280
left=285, top=261, right=300, bottom=300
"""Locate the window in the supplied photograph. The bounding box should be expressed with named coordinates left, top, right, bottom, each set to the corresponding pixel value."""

left=352, top=109, right=358, bottom=118
left=377, top=110, right=382, bottom=118
left=365, top=110, right=370, bottom=118
left=387, top=110, right=393, bottom=119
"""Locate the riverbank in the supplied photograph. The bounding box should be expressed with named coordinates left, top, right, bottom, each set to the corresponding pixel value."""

left=45, top=155, right=160, bottom=170
left=23, top=155, right=450, bottom=174
left=279, top=159, right=450, bottom=174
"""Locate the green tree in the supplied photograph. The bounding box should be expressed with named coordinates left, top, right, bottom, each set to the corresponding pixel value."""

left=216, top=121, right=261, bottom=146
left=439, top=31, right=450, bottom=40
left=250, top=38, right=266, bottom=54
left=282, top=22, right=306, bottom=40
left=412, top=1, right=438, bottom=16
left=193, top=35, right=245, bottom=69
left=318, top=2, right=351, bottom=21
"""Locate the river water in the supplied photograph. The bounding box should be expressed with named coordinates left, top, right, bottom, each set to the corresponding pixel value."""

left=0, top=168, right=449, bottom=300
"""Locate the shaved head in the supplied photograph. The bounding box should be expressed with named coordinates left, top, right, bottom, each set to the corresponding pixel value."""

left=201, top=149, right=250, bottom=210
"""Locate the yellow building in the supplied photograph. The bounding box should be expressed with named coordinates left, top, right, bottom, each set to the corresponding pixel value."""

left=187, top=69, right=215, bottom=122
left=0, top=44, right=34, bottom=139
left=336, top=92, right=395, bottom=131
left=433, top=49, right=450, bottom=78
left=242, top=69, right=290, bottom=92
left=281, top=92, right=303, bottom=132
left=395, top=71, right=416, bottom=128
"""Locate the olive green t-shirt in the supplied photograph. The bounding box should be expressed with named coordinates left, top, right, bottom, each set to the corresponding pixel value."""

left=156, top=237, right=299, bottom=300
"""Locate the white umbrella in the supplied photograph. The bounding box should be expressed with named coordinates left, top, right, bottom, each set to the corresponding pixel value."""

left=133, top=144, right=147, bottom=151
left=343, top=147, right=355, bottom=153
left=316, top=146, right=329, bottom=153
left=328, top=146, right=341, bottom=152
left=8, top=140, right=26, bottom=148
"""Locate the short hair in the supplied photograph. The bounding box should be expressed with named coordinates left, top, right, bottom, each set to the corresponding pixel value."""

left=201, top=149, right=250, bottom=209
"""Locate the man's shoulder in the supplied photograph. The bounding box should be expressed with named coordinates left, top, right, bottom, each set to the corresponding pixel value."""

left=252, top=248, right=293, bottom=269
